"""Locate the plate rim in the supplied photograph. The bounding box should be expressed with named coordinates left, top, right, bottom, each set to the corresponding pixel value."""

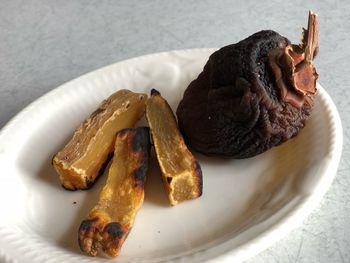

left=0, top=48, right=343, bottom=263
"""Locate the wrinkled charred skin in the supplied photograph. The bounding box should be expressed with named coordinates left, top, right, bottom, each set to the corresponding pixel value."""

left=177, top=30, right=313, bottom=158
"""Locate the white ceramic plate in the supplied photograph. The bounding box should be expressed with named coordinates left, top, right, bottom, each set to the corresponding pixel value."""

left=0, top=49, right=342, bottom=263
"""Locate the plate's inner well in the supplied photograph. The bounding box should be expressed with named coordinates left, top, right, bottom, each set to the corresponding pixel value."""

left=0, top=49, right=340, bottom=262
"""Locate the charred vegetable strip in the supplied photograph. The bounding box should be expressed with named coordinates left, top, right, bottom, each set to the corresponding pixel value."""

left=146, top=89, right=202, bottom=206
left=53, top=90, right=147, bottom=190
left=78, top=127, right=150, bottom=257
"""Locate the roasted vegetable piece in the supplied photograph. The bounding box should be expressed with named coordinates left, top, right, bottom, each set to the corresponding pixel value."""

left=78, top=127, right=150, bottom=257
left=177, top=12, right=319, bottom=158
left=52, top=90, right=147, bottom=190
left=146, top=89, right=202, bottom=206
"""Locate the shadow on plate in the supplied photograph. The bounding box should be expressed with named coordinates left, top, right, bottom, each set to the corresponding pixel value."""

left=144, top=149, right=169, bottom=207
left=15, top=127, right=171, bottom=257
left=217, top=127, right=317, bottom=241
left=57, top=170, right=108, bottom=256
left=16, top=131, right=69, bottom=189
left=14, top=104, right=326, bottom=257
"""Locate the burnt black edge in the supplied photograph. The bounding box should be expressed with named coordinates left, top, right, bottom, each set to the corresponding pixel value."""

left=103, top=222, right=125, bottom=239
left=166, top=177, right=173, bottom=184
left=132, top=127, right=151, bottom=187
left=116, top=127, right=133, bottom=138
left=61, top=184, right=77, bottom=191
left=131, top=127, right=151, bottom=153
left=194, top=160, right=203, bottom=197
left=78, top=218, right=100, bottom=251
left=150, top=89, right=161, bottom=96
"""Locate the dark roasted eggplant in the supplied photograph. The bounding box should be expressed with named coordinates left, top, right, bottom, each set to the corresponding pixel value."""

left=177, top=12, right=319, bottom=158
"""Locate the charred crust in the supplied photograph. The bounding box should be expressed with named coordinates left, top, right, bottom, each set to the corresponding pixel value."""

left=78, top=217, right=105, bottom=254
left=166, top=177, right=173, bottom=184
left=116, top=128, right=133, bottom=139
left=194, top=160, right=203, bottom=196
left=131, top=127, right=150, bottom=152
left=78, top=218, right=129, bottom=257
left=101, top=223, right=129, bottom=258
left=103, top=222, right=125, bottom=239
left=78, top=126, right=151, bottom=257
left=79, top=218, right=98, bottom=232
left=131, top=127, right=151, bottom=187
left=133, top=164, right=148, bottom=188
left=150, top=89, right=161, bottom=96
left=61, top=184, right=77, bottom=191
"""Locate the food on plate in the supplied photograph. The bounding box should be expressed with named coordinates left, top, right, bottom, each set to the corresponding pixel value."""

left=78, top=127, right=150, bottom=257
left=52, top=89, right=147, bottom=190
left=177, top=12, right=319, bottom=158
left=146, top=89, right=202, bottom=206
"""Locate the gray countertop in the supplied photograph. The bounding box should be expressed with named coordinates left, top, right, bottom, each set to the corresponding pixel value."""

left=0, top=1, right=349, bottom=262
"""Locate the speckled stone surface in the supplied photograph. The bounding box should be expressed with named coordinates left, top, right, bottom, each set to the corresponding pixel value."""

left=0, top=1, right=349, bottom=262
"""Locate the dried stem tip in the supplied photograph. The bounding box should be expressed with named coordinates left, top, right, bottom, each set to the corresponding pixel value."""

left=302, top=11, right=319, bottom=63
left=269, top=11, right=319, bottom=108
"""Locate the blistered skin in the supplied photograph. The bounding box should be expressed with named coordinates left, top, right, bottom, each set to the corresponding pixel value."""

left=177, top=30, right=313, bottom=158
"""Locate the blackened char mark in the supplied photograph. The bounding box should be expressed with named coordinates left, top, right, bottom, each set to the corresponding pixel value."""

left=131, top=127, right=151, bottom=187
left=101, top=222, right=130, bottom=257
left=103, top=222, right=125, bottom=239
left=150, top=89, right=161, bottom=96
left=61, top=184, right=77, bottom=191
left=79, top=218, right=99, bottom=232
left=194, top=160, right=203, bottom=196
left=131, top=127, right=151, bottom=153
left=78, top=217, right=105, bottom=254
left=166, top=177, right=172, bottom=184
left=133, top=164, right=148, bottom=188
left=115, top=127, right=151, bottom=188
left=117, top=128, right=133, bottom=139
